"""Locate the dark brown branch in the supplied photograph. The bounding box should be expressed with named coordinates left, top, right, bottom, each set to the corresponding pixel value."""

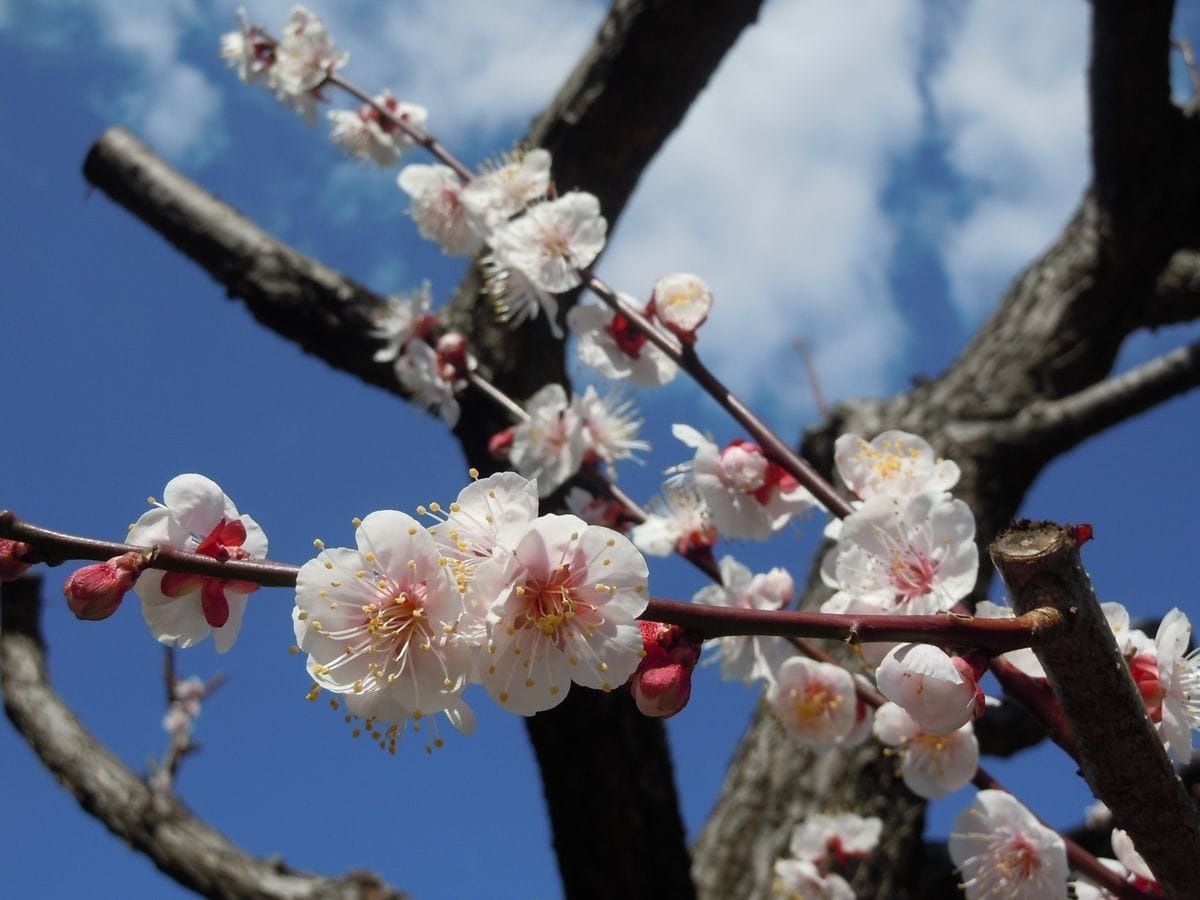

left=991, top=522, right=1200, bottom=899
left=0, top=577, right=405, bottom=900
left=1143, top=249, right=1200, bottom=327
left=951, top=338, right=1200, bottom=457
left=82, top=127, right=404, bottom=399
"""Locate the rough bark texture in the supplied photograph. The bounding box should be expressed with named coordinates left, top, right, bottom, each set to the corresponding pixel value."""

left=991, top=523, right=1200, bottom=900
left=0, top=578, right=405, bottom=900
left=32, top=0, right=1200, bottom=897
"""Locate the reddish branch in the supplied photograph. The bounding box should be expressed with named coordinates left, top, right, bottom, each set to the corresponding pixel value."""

left=0, top=509, right=1059, bottom=651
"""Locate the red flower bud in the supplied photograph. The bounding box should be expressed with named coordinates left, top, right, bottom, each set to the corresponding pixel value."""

left=0, top=539, right=39, bottom=581
left=629, top=621, right=703, bottom=718
left=64, top=552, right=147, bottom=621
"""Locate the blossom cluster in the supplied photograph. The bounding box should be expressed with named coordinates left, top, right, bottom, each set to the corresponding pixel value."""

left=292, top=470, right=649, bottom=749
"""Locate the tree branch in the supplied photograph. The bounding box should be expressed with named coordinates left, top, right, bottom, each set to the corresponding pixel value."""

left=1143, top=249, right=1200, bottom=327
left=949, top=339, right=1200, bottom=458
left=82, top=127, right=404, bottom=399
left=991, top=522, right=1200, bottom=899
left=0, top=577, right=405, bottom=900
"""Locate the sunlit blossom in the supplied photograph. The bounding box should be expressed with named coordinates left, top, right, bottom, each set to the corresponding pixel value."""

left=949, top=791, right=1068, bottom=900
left=481, top=514, right=648, bottom=715
left=127, top=474, right=267, bottom=654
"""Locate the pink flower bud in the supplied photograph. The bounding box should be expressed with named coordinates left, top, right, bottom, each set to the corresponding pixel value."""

left=0, top=539, right=39, bottom=581
left=630, top=621, right=702, bottom=718
left=64, top=552, right=147, bottom=621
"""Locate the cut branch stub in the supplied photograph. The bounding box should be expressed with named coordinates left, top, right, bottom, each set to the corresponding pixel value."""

left=990, top=521, right=1200, bottom=899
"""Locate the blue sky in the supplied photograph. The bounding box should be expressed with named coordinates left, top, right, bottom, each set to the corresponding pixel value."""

left=2, top=2, right=1199, bottom=897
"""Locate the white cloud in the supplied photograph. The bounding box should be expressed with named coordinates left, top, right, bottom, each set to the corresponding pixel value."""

left=137, top=63, right=224, bottom=161
left=929, top=0, right=1089, bottom=321
left=598, top=0, right=924, bottom=416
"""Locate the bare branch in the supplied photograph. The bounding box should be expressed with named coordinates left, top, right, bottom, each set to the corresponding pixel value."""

left=991, top=522, right=1200, bottom=899
left=950, top=339, right=1200, bottom=458
left=82, top=127, right=404, bottom=400
left=0, top=577, right=405, bottom=900
left=1143, top=249, right=1200, bottom=327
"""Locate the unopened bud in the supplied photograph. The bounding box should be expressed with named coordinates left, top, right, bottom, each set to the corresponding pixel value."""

left=650, top=273, right=712, bottom=343
left=64, top=552, right=147, bottom=621
left=0, top=539, right=40, bottom=581
left=629, top=621, right=703, bottom=718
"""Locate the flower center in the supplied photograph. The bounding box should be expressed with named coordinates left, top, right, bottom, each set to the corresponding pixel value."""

left=159, top=518, right=257, bottom=629
left=516, top=568, right=582, bottom=644
left=888, top=551, right=938, bottom=601
left=997, top=834, right=1042, bottom=881
left=791, top=681, right=842, bottom=723
left=606, top=312, right=649, bottom=358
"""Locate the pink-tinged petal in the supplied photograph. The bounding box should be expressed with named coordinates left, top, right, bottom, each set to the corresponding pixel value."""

left=201, top=580, right=230, bottom=628
left=218, top=518, right=247, bottom=547
left=160, top=570, right=204, bottom=599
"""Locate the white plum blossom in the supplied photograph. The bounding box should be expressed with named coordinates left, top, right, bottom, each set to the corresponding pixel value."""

left=630, top=479, right=714, bottom=558
left=480, top=253, right=561, bottom=337
left=488, top=191, right=607, bottom=293
left=768, top=657, right=862, bottom=748
left=460, top=149, right=552, bottom=233
left=672, top=424, right=817, bottom=541
left=651, top=272, right=713, bottom=339
left=293, top=510, right=477, bottom=740
left=397, top=163, right=484, bottom=256
left=572, top=385, right=650, bottom=476
left=567, top=299, right=679, bottom=388
left=271, top=7, right=348, bottom=124
left=770, top=860, right=854, bottom=900
left=822, top=491, right=977, bottom=614
left=395, top=340, right=461, bottom=427
left=949, top=791, right=1068, bottom=900
left=876, top=643, right=979, bottom=735
left=873, top=701, right=978, bottom=799
left=1152, top=607, right=1200, bottom=761
left=219, top=9, right=274, bottom=85
left=127, top=474, right=268, bottom=654
left=693, top=556, right=795, bottom=684
left=788, top=812, right=882, bottom=865
left=369, top=283, right=434, bottom=363
left=975, top=600, right=1046, bottom=679
left=834, top=431, right=960, bottom=502
left=481, top=514, right=649, bottom=715
left=510, top=383, right=587, bottom=496
left=425, top=471, right=540, bottom=567
left=328, top=91, right=427, bottom=167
